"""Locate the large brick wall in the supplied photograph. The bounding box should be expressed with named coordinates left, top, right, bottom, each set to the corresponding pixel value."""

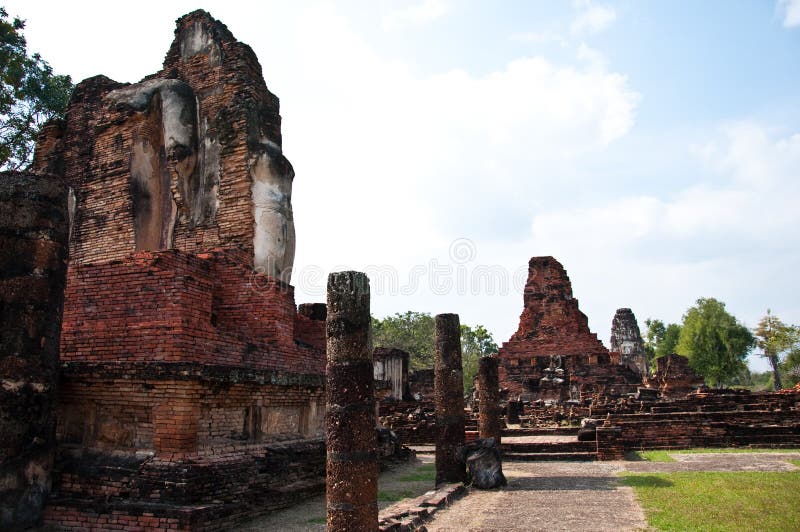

left=61, top=248, right=324, bottom=373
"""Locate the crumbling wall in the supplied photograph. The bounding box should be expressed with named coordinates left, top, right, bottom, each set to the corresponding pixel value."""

left=0, top=172, right=69, bottom=530
left=61, top=10, right=294, bottom=279
left=648, top=353, right=705, bottom=398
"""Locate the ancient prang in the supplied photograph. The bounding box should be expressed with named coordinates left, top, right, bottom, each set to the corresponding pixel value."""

left=17, top=10, right=336, bottom=531
left=0, top=172, right=70, bottom=529
left=498, top=257, right=640, bottom=402
left=325, top=272, right=377, bottom=531
left=434, top=313, right=467, bottom=485
left=610, top=308, right=647, bottom=376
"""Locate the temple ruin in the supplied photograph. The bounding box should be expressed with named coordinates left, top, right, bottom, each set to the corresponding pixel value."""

left=609, top=308, right=647, bottom=376
left=0, top=10, right=346, bottom=530
left=498, top=256, right=641, bottom=403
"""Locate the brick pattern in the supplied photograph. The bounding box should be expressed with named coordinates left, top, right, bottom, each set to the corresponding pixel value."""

left=60, top=10, right=288, bottom=266
left=61, top=248, right=325, bottom=374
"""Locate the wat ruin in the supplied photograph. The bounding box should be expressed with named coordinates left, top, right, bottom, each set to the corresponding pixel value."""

left=0, top=10, right=400, bottom=531
left=497, top=256, right=643, bottom=404
left=3, top=8, right=800, bottom=532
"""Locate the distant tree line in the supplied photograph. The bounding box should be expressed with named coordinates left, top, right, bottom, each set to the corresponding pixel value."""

left=644, top=298, right=800, bottom=390
left=371, top=311, right=498, bottom=392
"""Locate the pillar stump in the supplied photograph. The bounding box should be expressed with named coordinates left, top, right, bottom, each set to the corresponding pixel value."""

left=434, top=313, right=466, bottom=485
left=478, top=355, right=502, bottom=444
left=325, top=271, right=377, bottom=531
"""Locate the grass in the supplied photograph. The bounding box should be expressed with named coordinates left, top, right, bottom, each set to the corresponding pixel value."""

left=630, top=450, right=677, bottom=462
left=791, top=459, right=800, bottom=467
left=397, top=462, right=436, bottom=482
left=671, top=447, right=800, bottom=454
left=378, top=488, right=417, bottom=502
left=621, top=470, right=800, bottom=531
left=305, top=516, right=326, bottom=525
left=629, top=447, right=800, bottom=462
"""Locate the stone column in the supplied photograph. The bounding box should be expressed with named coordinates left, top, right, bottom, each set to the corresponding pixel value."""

left=434, top=313, right=466, bottom=485
left=478, top=355, right=502, bottom=444
left=0, top=172, right=70, bottom=529
left=325, top=271, right=376, bottom=531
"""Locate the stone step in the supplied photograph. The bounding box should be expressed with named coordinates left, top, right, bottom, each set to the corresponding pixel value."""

left=502, top=427, right=580, bottom=437
left=502, top=441, right=596, bottom=453
left=503, top=451, right=597, bottom=462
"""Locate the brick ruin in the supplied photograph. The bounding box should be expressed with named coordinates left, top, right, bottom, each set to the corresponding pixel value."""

left=0, top=172, right=70, bottom=529
left=646, top=353, right=706, bottom=399
left=609, top=308, right=647, bottom=376
left=498, top=256, right=641, bottom=404
left=0, top=10, right=360, bottom=530
left=373, top=347, right=411, bottom=401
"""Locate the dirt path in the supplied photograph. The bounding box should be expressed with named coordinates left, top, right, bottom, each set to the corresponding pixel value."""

left=426, top=461, right=647, bottom=532
left=426, top=452, right=800, bottom=532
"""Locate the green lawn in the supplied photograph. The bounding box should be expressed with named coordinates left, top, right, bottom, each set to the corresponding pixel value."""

left=621, top=470, right=800, bottom=531
left=396, top=462, right=436, bottom=482
left=630, top=447, right=800, bottom=462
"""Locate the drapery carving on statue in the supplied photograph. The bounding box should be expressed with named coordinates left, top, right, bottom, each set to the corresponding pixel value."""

left=249, top=139, right=295, bottom=281
left=106, top=78, right=219, bottom=250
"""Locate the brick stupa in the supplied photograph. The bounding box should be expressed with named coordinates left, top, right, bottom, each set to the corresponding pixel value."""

left=498, top=257, right=641, bottom=401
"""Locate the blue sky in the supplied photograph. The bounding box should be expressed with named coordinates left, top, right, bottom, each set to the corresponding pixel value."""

left=7, top=0, right=800, bottom=371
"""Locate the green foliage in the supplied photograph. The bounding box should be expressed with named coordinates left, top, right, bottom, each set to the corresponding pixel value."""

left=782, top=347, right=800, bottom=388
left=621, top=470, right=800, bottom=531
left=459, top=323, right=498, bottom=393
left=0, top=8, right=72, bottom=170
left=372, top=311, right=435, bottom=369
left=753, top=310, right=800, bottom=390
left=643, top=319, right=682, bottom=369
left=676, top=298, right=755, bottom=387
left=371, top=311, right=498, bottom=392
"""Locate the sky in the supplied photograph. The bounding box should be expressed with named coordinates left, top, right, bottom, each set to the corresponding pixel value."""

left=7, top=0, right=800, bottom=371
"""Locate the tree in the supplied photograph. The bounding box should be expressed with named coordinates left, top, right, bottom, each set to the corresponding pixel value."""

left=371, top=311, right=498, bottom=392
left=753, top=310, right=800, bottom=390
left=372, top=311, right=435, bottom=369
left=460, top=324, right=499, bottom=392
left=1, top=8, right=72, bottom=170
left=643, top=318, right=682, bottom=368
left=676, top=298, right=755, bottom=387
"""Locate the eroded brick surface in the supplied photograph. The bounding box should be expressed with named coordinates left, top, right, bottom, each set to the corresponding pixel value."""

left=0, top=172, right=69, bottom=530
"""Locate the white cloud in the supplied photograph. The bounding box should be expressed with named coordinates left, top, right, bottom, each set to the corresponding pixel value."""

left=510, top=30, right=568, bottom=47
left=778, top=0, right=800, bottom=27
left=571, top=0, right=617, bottom=35
left=382, top=0, right=451, bottom=30
left=527, top=123, right=800, bottom=352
